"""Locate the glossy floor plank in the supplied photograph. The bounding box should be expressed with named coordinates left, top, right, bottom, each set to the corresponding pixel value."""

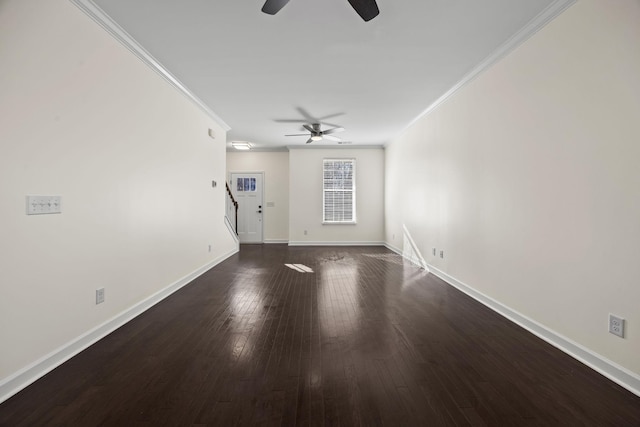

left=1, top=245, right=639, bottom=426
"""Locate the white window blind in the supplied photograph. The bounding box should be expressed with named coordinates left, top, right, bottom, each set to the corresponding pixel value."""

left=323, top=159, right=356, bottom=223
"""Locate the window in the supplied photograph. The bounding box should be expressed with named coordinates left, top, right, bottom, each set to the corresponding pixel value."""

left=323, top=158, right=356, bottom=223
left=236, top=177, right=256, bottom=192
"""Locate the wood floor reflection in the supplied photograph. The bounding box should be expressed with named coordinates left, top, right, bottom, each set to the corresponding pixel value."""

left=1, top=245, right=639, bottom=426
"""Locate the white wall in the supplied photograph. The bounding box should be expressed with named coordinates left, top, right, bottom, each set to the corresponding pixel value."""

left=226, top=151, right=290, bottom=242
left=0, top=0, right=236, bottom=399
left=289, top=148, right=384, bottom=245
left=385, top=0, right=640, bottom=384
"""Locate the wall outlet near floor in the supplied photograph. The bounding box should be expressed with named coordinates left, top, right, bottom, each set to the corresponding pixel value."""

left=432, top=248, right=436, bottom=256
left=304, top=230, right=308, bottom=235
left=440, top=250, right=444, bottom=259
left=208, top=244, right=212, bottom=252
left=96, top=288, right=105, bottom=305
left=609, top=314, right=625, bottom=338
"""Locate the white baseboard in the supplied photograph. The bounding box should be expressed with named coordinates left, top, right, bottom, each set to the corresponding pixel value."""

left=426, top=264, right=640, bottom=398
left=0, top=247, right=239, bottom=404
left=288, top=241, right=385, bottom=247
left=384, top=242, right=402, bottom=255
left=263, top=239, right=289, bottom=244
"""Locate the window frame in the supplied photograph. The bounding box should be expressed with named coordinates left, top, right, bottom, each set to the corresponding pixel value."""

left=322, top=158, right=356, bottom=225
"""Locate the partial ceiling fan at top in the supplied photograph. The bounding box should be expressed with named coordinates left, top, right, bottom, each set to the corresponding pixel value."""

left=261, top=0, right=380, bottom=22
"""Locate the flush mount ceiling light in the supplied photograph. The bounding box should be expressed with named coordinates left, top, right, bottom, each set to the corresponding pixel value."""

left=231, top=141, right=252, bottom=150
left=310, top=135, right=323, bottom=141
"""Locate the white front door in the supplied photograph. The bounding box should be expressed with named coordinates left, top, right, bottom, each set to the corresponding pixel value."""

left=230, top=172, right=264, bottom=243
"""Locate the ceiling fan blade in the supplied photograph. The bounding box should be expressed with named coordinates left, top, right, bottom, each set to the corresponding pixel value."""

left=274, top=119, right=309, bottom=123
left=319, top=121, right=343, bottom=129
left=317, top=112, right=345, bottom=121
left=306, top=138, right=314, bottom=144
left=347, top=0, right=379, bottom=22
left=285, top=133, right=310, bottom=137
left=261, top=0, right=290, bottom=15
left=296, top=107, right=317, bottom=123
left=324, top=135, right=342, bottom=142
left=323, top=127, right=345, bottom=135
left=302, top=124, right=315, bottom=133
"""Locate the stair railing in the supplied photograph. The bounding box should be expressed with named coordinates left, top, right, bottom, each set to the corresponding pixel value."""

left=225, top=181, right=238, bottom=235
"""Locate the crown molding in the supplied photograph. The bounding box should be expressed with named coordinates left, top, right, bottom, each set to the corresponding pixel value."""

left=390, top=0, right=576, bottom=146
left=226, top=146, right=290, bottom=153
left=69, top=0, right=231, bottom=131
left=287, top=144, right=384, bottom=151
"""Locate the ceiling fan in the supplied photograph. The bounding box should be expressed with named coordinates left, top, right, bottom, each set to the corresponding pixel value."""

left=286, top=123, right=345, bottom=144
left=261, top=0, right=379, bottom=22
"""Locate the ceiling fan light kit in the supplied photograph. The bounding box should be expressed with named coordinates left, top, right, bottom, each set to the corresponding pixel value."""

left=261, top=0, right=379, bottom=22
left=286, top=123, right=346, bottom=144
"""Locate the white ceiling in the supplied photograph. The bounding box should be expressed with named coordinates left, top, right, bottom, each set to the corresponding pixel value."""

left=91, top=0, right=561, bottom=150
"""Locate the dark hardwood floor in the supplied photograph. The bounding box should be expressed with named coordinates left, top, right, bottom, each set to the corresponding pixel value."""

left=1, top=245, right=639, bottom=426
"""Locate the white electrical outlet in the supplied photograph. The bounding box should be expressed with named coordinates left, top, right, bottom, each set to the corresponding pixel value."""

left=208, top=244, right=212, bottom=252
left=609, top=314, right=625, bottom=338
left=440, top=250, right=444, bottom=259
left=96, top=288, right=105, bottom=305
left=432, top=248, right=436, bottom=256
left=26, top=195, right=62, bottom=215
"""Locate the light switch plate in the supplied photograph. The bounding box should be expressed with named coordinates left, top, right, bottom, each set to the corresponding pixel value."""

left=26, top=195, right=62, bottom=215
left=96, top=288, right=105, bottom=305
